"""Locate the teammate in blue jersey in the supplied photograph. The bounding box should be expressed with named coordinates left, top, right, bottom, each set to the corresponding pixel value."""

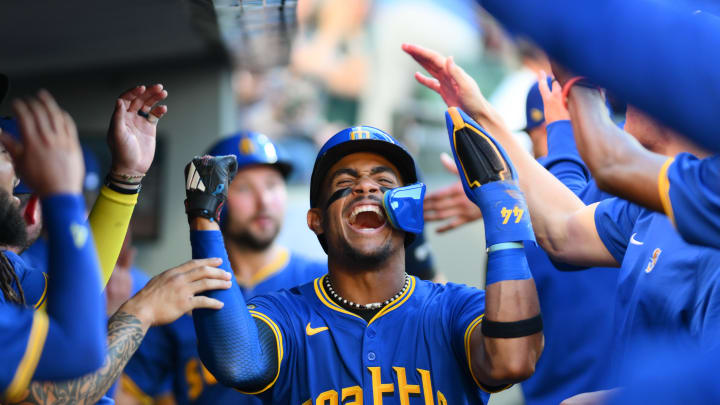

left=423, top=74, right=617, bottom=405
left=185, top=120, right=543, bottom=404
left=512, top=78, right=617, bottom=405
left=2, top=86, right=243, bottom=405
left=554, top=69, right=720, bottom=251
left=120, top=131, right=327, bottom=405
left=405, top=44, right=720, bottom=403
left=0, top=90, right=106, bottom=401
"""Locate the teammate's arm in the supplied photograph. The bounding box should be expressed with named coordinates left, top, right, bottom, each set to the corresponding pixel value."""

left=0, top=91, right=105, bottom=400
left=88, top=85, right=167, bottom=286
left=443, top=107, right=542, bottom=386
left=405, top=43, right=616, bottom=267
left=8, top=259, right=231, bottom=405
left=535, top=71, right=592, bottom=196
left=565, top=83, right=667, bottom=212
left=185, top=156, right=280, bottom=391
left=481, top=0, right=720, bottom=154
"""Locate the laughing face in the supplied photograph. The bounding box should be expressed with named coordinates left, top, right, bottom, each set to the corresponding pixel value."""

left=308, top=152, right=405, bottom=267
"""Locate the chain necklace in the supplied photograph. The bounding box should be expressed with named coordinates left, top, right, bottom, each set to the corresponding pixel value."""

left=324, top=273, right=410, bottom=310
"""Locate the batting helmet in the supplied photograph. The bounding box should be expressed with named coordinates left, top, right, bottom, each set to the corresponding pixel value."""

left=310, top=126, right=418, bottom=207
left=309, top=126, right=425, bottom=251
left=206, top=131, right=292, bottom=178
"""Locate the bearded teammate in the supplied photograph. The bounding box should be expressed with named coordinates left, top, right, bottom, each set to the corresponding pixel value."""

left=119, top=131, right=326, bottom=405
left=183, top=121, right=542, bottom=403
left=0, top=90, right=106, bottom=401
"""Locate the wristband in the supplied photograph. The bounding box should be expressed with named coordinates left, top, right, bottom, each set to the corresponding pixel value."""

left=106, top=175, right=142, bottom=186
left=110, top=171, right=145, bottom=182
left=561, top=76, right=600, bottom=109
left=104, top=175, right=141, bottom=194
left=485, top=244, right=533, bottom=285
left=476, top=181, right=535, bottom=246
left=481, top=314, right=543, bottom=338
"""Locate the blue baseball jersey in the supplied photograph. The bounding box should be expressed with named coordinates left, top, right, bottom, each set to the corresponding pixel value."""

left=594, top=197, right=720, bottom=367
left=0, top=304, right=48, bottom=399
left=123, top=249, right=326, bottom=405
left=243, top=276, right=492, bottom=405
left=1, top=250, right=47, bottom=309
left=20, top=237, right=48, bottom=277
left=522, top=120, right=617, bottom=405
left=658, top=153, right=720, bottom=249
left=608, top=341, right=720, bottom=405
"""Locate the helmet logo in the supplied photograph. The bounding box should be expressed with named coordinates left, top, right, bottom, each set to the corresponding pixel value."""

left=239, top=138, right=255, bottom=155
left=530, top=108, right=544, bottom=123
left=350, top=130, right=371, bottom=140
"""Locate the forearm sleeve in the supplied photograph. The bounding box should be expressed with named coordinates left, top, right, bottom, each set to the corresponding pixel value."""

left=34, top=194, right=105, bottom=379
left=190, top=230, right=277, bottom=390
left=88, top=185, right=138, bottom=287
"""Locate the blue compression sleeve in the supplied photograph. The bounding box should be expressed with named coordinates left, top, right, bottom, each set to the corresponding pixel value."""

left=34, top=194, right=105, bottom=379
left=481, top=0, right=720, bottom=153
left=190, top=230, right=276, bottom=389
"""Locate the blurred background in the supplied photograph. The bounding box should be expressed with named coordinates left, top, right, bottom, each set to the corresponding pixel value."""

left=0, top=1, right=550, bottom=402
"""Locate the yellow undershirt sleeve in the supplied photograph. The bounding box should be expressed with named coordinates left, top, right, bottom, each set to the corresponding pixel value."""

left=87, top=185, right=138, bottom=287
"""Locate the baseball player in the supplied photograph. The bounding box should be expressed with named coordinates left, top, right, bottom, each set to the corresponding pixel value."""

left=184, top=118, right=543, bottom=404
left=0, top=90, right=107, bottom=402
left=1, top=88, right=241, bottom=405
left=514, top=77, right=617, bottom=405
left=424, top=74, right=617, bottom=405
left=557, top=71, right=720, bottom=252
left=120, top=131, right=327, bottom=405
left=0, top=84, right=169, bottom=317
left=405, top=44, right=720, bottom=395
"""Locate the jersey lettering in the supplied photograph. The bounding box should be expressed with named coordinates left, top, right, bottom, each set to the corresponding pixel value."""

left=304, top=367, right=445, bottom=405
left=316, top=389, right=339, bottom=404
left=185, top=358, right=203, bottom=400
left=393, top=367, right=421, bottom=405
left=341, top=386, right=363, bottom=405
left=184, top=357, right=218, bottom=400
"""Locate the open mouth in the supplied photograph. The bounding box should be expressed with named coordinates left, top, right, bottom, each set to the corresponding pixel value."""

left=348, top=204, right=387, bottom=231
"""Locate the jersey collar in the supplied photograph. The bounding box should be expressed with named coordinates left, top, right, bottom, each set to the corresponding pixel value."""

left=241, top=247, right=290, bottom=289
left=313, top=274, right=417, bottom=326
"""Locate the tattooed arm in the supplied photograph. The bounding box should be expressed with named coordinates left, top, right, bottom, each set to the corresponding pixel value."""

left=9, top=259, right=232, bottom=405
left=15, top=311, right=145, bottom=405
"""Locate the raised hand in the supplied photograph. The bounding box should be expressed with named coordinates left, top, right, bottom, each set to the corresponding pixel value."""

left=0, top=90, right=84, bottom=197
left=424, top=153, right=482, bottom=233
left=536, top=70, right=570, bottom=125
left=108, top=84, right=168, bottom=178
left=402, top=43, right=490, bottom=121
left=120, top=258, right=232, bottom=328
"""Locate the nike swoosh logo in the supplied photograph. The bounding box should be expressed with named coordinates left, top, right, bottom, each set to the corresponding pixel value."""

left=306, top=322, right=328, bottom=336
left=630, top=233, right=644, bottom=246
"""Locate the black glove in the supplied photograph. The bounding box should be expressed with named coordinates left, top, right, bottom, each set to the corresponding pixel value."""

left=184, top=155, right=238, bottom=221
